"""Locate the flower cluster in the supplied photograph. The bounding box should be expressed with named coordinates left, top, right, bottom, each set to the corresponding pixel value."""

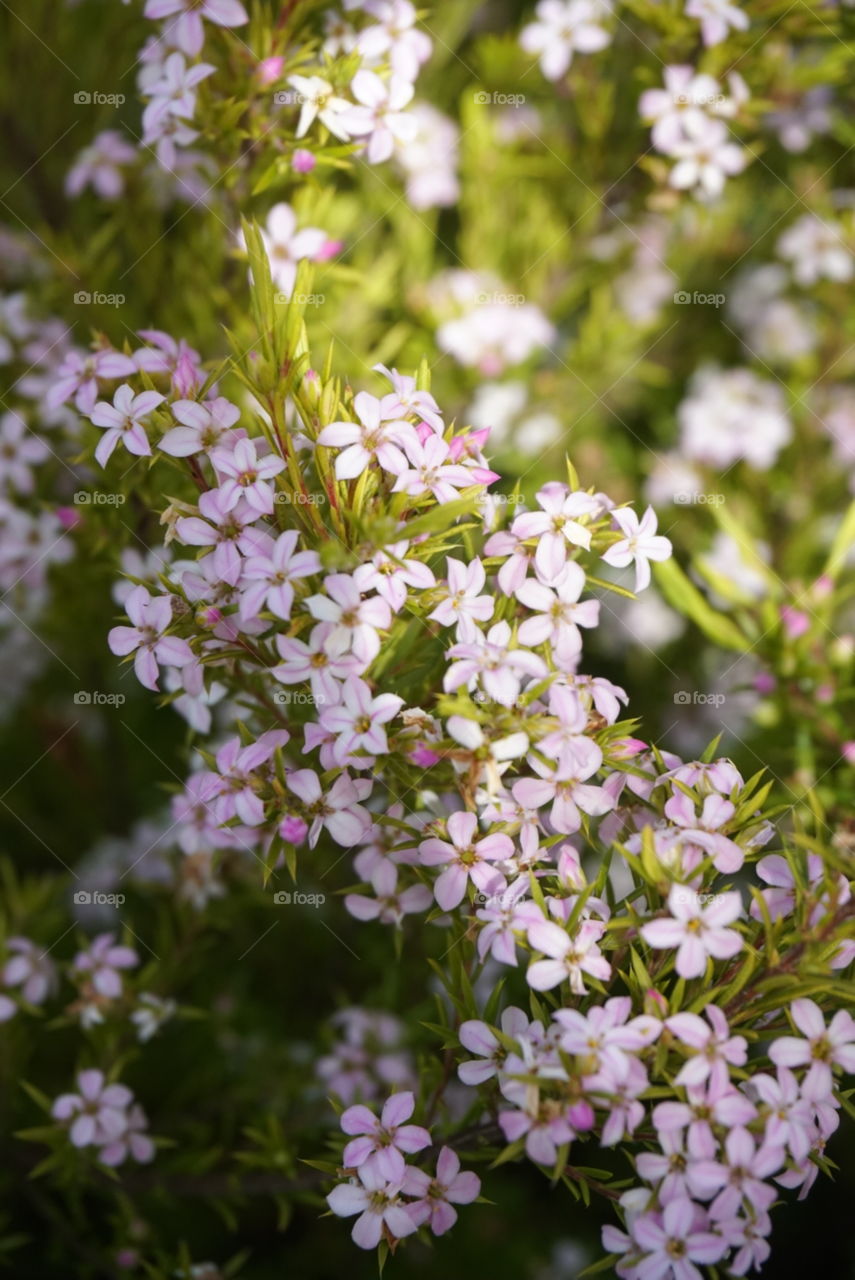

left=51, top=1069, right=154, bottom=1168
left=49, top=248, right=854, bottom=1270
left=326, top=1092, right=480, bottom=1248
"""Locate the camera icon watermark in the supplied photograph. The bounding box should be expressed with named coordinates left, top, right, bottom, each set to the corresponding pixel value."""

left=673, top=290, right=725, bottom=308
left=273, top=90, right=304, bottom=106
left=273, top=890, right=325, bottom=907
left=673, top=492, right=725, bottom=506
left=673, top=691, right=726, bottom=708
left=73, top=691, right=126, bottom=707
left=73, top=91, right=126, bottom=106
left=673, top=889, right=725, bottom=906
left=73, top=889, right=126, bottom=906
left=274, top=292, right=325, bottom=307
left=477, top=291, right=526, bottom=306
left=73, top=291, right=125, bottom=307
left=273, top=491, right=326, bottom=506
left=73, top=491, right=126, bottom=506
left=273, top=690, right=325, bottom=706
left=473, top=91, right=526, bottom=107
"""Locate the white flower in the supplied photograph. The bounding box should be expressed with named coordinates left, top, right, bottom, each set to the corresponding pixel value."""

left=286, top=75, right=353, bottom=140
left=339, top=71, right=417, bottom=164
left=777, top=214, right=853, bottom=287
left=685, top=0, right=749, bottom=46
left=255, top=203, right=328, bottom=297
left=601, top=506, right=672, bottom=591
left=677, top=366, right=792, bottom=470
left=520, top=0, right=611, bottom=81
left=668, top=114, right=745, bottom=200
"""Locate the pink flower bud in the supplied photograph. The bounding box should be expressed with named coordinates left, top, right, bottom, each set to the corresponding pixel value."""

left=173, top=349, right=201, bottom=398
left=409, top=745, right=439, bottom=767
left=842, top=742, right=855, bottom=766
left=256, top=57, right=286, bottom=86
left=567, top=1100, right=595, bottom=1131
left=753, top=671, right=776, bottom=695
left=780, top=605, right=809, bottom=639
left=279, top=815, right=308, bottom=844
left=292, top=149, right=316, bottom=174
left=315, top=238, right=343, bottom=262
left=644, top=988, right=668, bottom=1018
left=56, top=505, right=81, bottom=530
left=615, top=736, right=647, bottom=757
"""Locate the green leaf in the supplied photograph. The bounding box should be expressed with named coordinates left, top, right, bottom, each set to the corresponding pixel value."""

left=654, top=558, right=747, bottom=651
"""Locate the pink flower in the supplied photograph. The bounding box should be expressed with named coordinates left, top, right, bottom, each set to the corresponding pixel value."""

left=553, top=996, right=661, bottom=1072
left=514, top=745, right=613, bottom=836
left=630, top=1198, right=726, bottom=1275
left=525, top=917, right=611, bottom=994
left=498, top=1103, right=586, bottom=1165
left=240, top=530, right=320, bottom=621
left=66, top=131, right=137, bottom=200
left=444, top=620, right=548, bottom=708
left=475, top=878, right=531, bottom=965
left=98, top=1103, right=155, bottom=1167
left=402, top=1147, right=480, bottom=1235
left=71, top=936, right=138, bottom=993
left=457, top=1007, right=529, bottom=1085
left=601, top=505, right=672, bottom=591
left=286, top=769, right=372, bottom=847
left=340, top=1090, right=430, bottom=1181
left=134, top=330, right=204, bottom=393
left=108, top=585, right=193, bottom=692
left=373, top=364, right=443, bottom=431
left=748, top=1068, right=815, bottom=1161
left=769, top=998, right=855, bottom=1099
left=357, top=541, right=436, bottom=612
left=345, top=861, right=432, bottom=925
left=641, top=886, right=742, bottom=979
left=159, top=397, right=242, bottom=457
left=511, top=482, right=600, bottom=581
left=326, top=1163, right=417, bottom=1249
left=419, top=811, right=511, bottom=910
left=305, top=574, right=392, bottom=665
left=89, top=385, right=164, bottom=467
left=143, top=0, right=248, bottom=58
left=664, top=791, right=744, bottom=873
left=48, top=348, right=138, bottom=416
left=254, top=202, right=328, bottom=297
left=210, top=436, right=286, bottom=515
left=392, top=433, right=481, bottom=503
left=319, top=678, right=404, bottom=765
left=653, top=1078, right=755, bottom=1159
left=273, top=623, right=362, bottom=705
left=688, top=1127, right=785, bottom=1219
left=317, top=391, right=417, bottom=479
left=429, top=556, right=494, bottom=633
left=2, top=937, right=56, bottom=1005
left=202, top=730, right=288, bottom=827
left=664, top=1005, right=748, bottom=1092
left=176, top=490, right=268, bottom=582
left=587, top=1054, right=649, bottom=1145
left=516, top=560, right=599, bottom=650
left=52, top=1070, right=132, bottom=1148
